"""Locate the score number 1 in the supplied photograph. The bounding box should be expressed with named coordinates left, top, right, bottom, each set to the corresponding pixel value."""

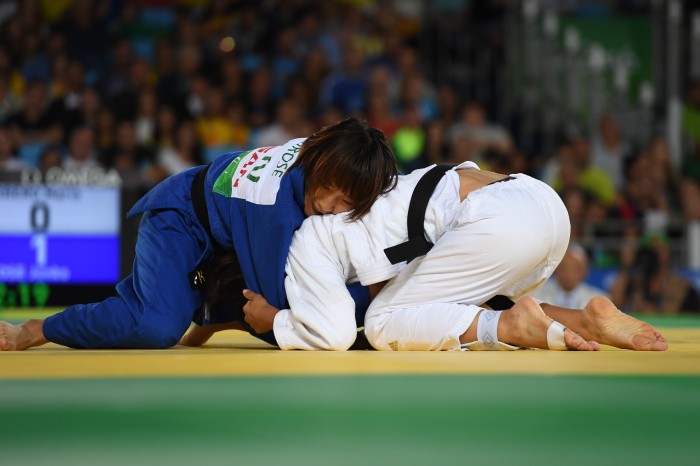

left=30, top=202, right=49, bottom=266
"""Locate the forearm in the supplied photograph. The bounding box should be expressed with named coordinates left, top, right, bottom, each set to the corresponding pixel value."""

left=273, top=306, right=357, bottom=350
left=179, top=321, right=244, bottom=347
left=22, top=319, right=48, bottom=347
left=368, top=281, right=388, bottom=300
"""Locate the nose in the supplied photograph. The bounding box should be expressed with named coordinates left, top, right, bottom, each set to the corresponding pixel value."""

left=317, top=198, right=334, bottom=215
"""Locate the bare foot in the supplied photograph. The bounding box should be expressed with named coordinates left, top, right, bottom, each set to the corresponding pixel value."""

left=0, top=320, right=47, bottom=351
left=501, top=297, right=600, bottom=351
left=564, top=329, right=601, bottom=351
left=581, top=296, right=668, bottom=351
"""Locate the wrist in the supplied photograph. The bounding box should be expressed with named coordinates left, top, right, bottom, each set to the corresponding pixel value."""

left=23, top=319, right=48, bottom=347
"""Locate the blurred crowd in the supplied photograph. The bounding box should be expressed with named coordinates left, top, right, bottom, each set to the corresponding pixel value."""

left=0, top=0, right=699, bottom=312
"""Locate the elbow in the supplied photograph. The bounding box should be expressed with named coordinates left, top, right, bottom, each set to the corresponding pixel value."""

left=319, top=324, right=357, bottom=351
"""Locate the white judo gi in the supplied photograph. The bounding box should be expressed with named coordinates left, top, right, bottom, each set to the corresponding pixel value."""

left=273, top=162, right=571, bottom=351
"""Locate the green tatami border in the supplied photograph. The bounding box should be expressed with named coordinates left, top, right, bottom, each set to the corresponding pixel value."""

left=0, top=374, right=698, bottom=466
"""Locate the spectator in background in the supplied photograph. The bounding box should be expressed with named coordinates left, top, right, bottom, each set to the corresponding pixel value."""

left=58, top=0, right=109, bottom=74
left=47, top=51, right=69, bottom=100
left=424, top=119, right=449, bottom=165
left=366, top=90, right=400, bottom=140
left=106, top=120, right=155, bottom=173
left=315, top=105, right=343, bottom=130
left=245, top=66, right=275, bottom=128
left=5, top=81, right=62, bottom=164
left=391, top=104, right=428, bottom=173
left=256, top=98, right=311, bottom=147
left=196, top=87, right=235, bottom=160
left=37, top=143, right=64, bottom=174
left=157, top=120, right=201, bottom=177
left=610, top=232, right=700, bottom=314
left=533, top=242, right=610, bottom=310
left=0, top=44, right=24, bottom=97
left=201, top=0, right=235, bottom=43
left=434, top=83, right=459, bottom=127
left=153, top=104, right=178, bottom=153
left=134, top=89, right=158, bottom=148
left=681, top=176, right=700, bottom=221
left=319, top=42, right=367, bottom=116
left=3, top=16, right=28, bottom=70
left=99, top=37, right=134, bottom=103
left=47, top=59, right=85, bottom=136
left=109, top=120, right=164, bottom=188
left=293, top=10, right=325, bottom=61
left=447, top=132, right=476, bottom=166
left=226, top=100, right=251, bottom=151
left=0, top=127, right=25, bottom=172
left=225, top=4, right=267, bottom=72
left=447, top=100, right=512, bottom=164
left=399, top=72, right=437, bottom=123
left=218, top=59, right=244, bottom=102
left=0, top=72, right=22, bottom=123
left=94, top=107, right=117, bottom=160
left=153, top=39, right=179, bottom=109
left=270, top=26, right=301, bottom=100
left=183, top=74, right=208, bottom=120
left=111, top=57, right=152, bottom=121
left=647, top=136, right=681, bottom=210
left=60, top=86, right=101, bottom=142
left=590, top=112, right=631, bottom=190
left=367, top=64, right=399, bottom=111
left=614, top=151, right=669, bottom=229
left=560, top=186, right=588, bottom=241
left=63, top=126, right=99, bottom=170
left=296, top=49, right=331, bottom=118
left=680, top=141, right=700, bottom=221
left=550, top=135, right=617, bottom=209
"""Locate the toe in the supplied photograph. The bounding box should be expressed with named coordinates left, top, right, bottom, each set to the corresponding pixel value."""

left=651, top=340, right=668, bottom=351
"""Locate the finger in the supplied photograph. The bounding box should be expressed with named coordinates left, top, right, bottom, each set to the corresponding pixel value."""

left=242, top=289, right=258, bottom=301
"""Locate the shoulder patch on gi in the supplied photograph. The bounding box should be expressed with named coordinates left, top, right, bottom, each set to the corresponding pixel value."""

left=213, top=150, right=251, bottom=197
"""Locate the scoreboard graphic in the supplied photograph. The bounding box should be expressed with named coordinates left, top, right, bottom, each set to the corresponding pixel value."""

left=0, top=169, right=121, bottom=288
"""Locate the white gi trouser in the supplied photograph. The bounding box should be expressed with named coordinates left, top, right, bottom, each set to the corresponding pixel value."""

left=364, top=174, right=571, bottom=351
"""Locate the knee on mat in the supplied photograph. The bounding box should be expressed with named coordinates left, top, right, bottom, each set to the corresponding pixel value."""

left=126, top=320, right=187, bottom=349
left=362, top=318, right=383, bottom=350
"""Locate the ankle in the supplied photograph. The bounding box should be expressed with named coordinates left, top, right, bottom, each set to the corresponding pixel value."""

left=459, top=310, right=482, bottom=344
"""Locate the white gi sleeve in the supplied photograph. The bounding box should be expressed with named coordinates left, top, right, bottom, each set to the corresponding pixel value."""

left=273, top=218, right=358, bottom=351
left=331, top=209, right=404, bottom=286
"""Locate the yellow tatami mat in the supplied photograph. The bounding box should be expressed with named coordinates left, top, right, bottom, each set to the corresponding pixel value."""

left=1, top=327, right=698, bottom=379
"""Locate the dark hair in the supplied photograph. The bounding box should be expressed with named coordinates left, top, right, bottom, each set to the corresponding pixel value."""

left=202, top=254, right=247, bottom=312
left=292, top=117, right=398, bottom=220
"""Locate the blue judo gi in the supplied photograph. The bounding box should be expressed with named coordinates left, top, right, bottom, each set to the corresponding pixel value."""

left=43, top=141, right=370, bottom=348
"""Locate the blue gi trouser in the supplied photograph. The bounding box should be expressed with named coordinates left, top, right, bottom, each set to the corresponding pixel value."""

left=43, top=206, right=212, bottom=349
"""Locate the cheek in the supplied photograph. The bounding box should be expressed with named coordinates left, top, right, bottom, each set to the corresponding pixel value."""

left=338, top=200, right=353, bottom=213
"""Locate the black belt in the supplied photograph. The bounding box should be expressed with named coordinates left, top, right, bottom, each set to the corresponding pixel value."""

left=487, top=175, right=516, bottom=185
left=383, top=165, right=515, bottom=310
left=384, top=164, right=456, bottom=265
left=191, top=164, right=217, bottom=249
left=189, top=164, right=226, bottom=290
